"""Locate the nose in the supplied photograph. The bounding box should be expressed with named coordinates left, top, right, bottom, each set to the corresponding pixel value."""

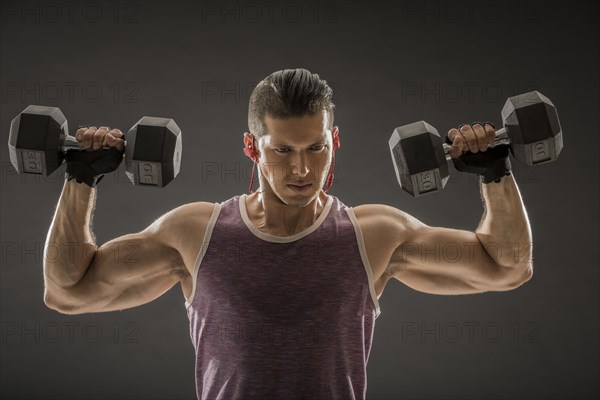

left=290, top=152, right=310, bottom=177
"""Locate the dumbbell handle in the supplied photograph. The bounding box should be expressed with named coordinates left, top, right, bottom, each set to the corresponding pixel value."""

left=62, top=134, right=126, bottom=153
left=441, top=127, right=509, bottom=162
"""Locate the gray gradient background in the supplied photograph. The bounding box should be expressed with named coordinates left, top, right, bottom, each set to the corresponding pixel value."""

left=1, top=1, right=598, bottom=399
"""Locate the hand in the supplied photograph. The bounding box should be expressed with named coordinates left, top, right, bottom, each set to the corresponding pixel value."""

left=447, top=122, right=496, bottom=159
left=75, top=126, right=125, bottom=152
left=445, top=122, right=511, bottom=184
left=65, top=125, right=126, bottom=187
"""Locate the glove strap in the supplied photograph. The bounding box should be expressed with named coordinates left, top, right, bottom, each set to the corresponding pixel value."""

left=65, top=161, right=105, bottom=187
left=64, top=146, right=123, bottom=187
left=480, top=159, right=512, bottom=184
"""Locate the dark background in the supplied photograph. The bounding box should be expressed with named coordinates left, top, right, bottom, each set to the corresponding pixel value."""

left=1, top=1, right=598, bottom=399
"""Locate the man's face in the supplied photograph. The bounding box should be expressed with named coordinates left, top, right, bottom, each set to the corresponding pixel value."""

left=253, top=111, right=338, bottom=206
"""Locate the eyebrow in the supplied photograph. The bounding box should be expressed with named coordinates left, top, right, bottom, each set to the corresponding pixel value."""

left=272, top=134, right=327, bottom=147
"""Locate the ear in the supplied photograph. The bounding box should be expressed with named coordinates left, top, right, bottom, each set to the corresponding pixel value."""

left=243, top=132, right=254, bottom=147
left=243, top=132, right=259, bottom=161
left=332, top=126, right=340, bottom=150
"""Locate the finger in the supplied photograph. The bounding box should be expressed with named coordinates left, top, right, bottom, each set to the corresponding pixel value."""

left=75, top=127, right=88, bottom=142
left=108, top=128, right=123, bottom=138
left=82, top=127, right=97, bottom=149
left=471, top=123, right=488, bottom=152
left=483, top=123, right=496, bottom=147
left=459, top=124, right=479, bottom=153
left=113, top=137, right=125, bottom=152
left=447, top=128, right=459, bottom=144
left=102, top=133, right=117, bottom=147
left=92, top=127, right=110, bottom=150
left=448, top=134, right=463, bottom=159
left=102, top=133, right=125, bottom=150
left=105, top=135, right=125, bottom=152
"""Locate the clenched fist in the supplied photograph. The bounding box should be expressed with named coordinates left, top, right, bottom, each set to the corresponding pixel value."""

left=74, top=126, right=126, bottom=152
left=65, top=125, right=126, bottom=187
left=447, top=122, right=496, bottom=159
left=445, top=122, right=511, bottom=184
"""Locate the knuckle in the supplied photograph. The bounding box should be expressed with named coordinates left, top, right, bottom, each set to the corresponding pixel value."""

left=106, top=136, right=117, bottom=146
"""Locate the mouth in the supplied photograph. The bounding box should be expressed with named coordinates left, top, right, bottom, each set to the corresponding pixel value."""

left=287, top=183, right=312, bottom=193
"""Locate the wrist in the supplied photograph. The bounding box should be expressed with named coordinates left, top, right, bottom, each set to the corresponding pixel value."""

left=60, top=179, right=96, bottom=221
left=65, top=160, right=105, bottom=187
left=65, top=171, right=104, bottom=187
left=63, top=147, right=124, bottom=188
left=480, top=158, right=512, bottom=184
left=65, top=174, right=105, bottom=187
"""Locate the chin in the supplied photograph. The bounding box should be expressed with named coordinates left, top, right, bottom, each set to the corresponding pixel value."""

left=278, top=185, right=318, bottom=205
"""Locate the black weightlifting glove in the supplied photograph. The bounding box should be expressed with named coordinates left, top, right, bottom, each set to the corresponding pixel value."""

left=64, top=145, right=125, bottom=187
left=445, top=122, right=512, bottom=184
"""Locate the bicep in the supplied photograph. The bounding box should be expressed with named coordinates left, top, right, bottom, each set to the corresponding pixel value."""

left=386, top=209, right=517, bottom=294
left=45, top=201, right=214, bottom=315
left=50, top=230, right=184, bottom=314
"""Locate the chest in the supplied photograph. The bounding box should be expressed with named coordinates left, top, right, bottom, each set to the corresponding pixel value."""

left=196, top=230, right=375, bottom=318
left=181, top=204, right=396, bottom=302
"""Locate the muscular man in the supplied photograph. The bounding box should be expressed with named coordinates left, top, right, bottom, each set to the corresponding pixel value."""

left=43, top=68, right=533, bottom=400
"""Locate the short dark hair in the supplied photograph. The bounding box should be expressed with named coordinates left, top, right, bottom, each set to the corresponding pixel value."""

left=248, top=68, right=335, bottom=138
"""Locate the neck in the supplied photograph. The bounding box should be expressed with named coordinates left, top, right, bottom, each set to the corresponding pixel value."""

left=246, top=187, right=329, bottom=236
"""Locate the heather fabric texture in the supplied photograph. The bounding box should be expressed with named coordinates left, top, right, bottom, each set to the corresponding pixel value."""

left=185, top=194, right=382, bottom=400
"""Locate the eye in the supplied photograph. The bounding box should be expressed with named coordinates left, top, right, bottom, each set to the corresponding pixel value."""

left=275, top=145, right=326, bottom=153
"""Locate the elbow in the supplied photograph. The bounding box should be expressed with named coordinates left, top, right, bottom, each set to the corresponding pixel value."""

left=43, top=290, right=84, bottom=315
left=496, top=264, right=533, bottom=291
left=522, top=265, right=534, bottom=283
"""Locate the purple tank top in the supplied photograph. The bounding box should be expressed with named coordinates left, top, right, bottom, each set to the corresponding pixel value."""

left=185, top=194, right=381, bottom=400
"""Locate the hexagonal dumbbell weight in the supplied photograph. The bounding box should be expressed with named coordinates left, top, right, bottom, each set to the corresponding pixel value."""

left=8, top=105, right=182, bottom=187
left=388, top=91, right=563, bottom=197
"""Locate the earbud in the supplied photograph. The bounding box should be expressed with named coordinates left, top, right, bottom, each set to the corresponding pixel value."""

left=324, top=129, right=340, bottom=193
left=332, top=130, right=340, bottom=151
left=243, top=134, right=259, bottom=193
left=243, top=134, right=259, bottom=162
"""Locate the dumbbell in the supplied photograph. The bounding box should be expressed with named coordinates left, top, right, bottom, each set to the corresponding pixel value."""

left=388, top=91, right=563, bottom=197
left=8, top=105, right=182, bottom=187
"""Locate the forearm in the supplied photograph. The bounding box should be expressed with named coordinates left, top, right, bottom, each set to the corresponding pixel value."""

left=475, top=174, right=533, bottom=270
left=43, top=179, right=99, bottom=289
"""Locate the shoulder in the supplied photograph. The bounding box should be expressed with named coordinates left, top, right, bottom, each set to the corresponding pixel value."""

left=145, top=201, right=216, bottom=233
left=139, top=201, right=218, bottom=279
left=351, top=203, right=428, bottom=243
left=142, top=201, right=217, bottom=255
